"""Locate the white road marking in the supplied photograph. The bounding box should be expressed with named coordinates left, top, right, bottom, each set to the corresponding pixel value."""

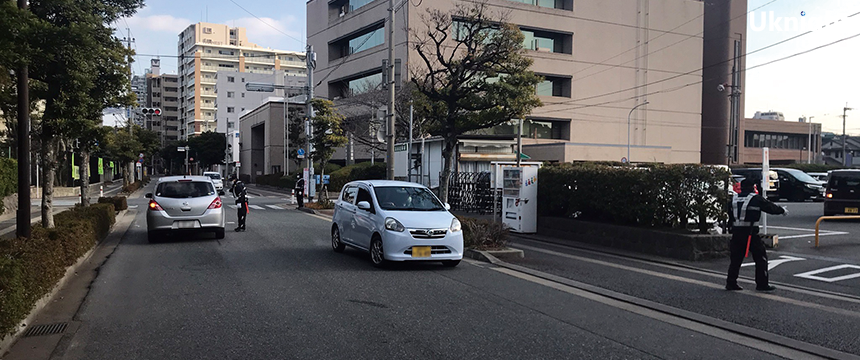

left=227, top=221, right=235, bottom=224
left=266, top=205, right=282, bottom=209
left=742, top=255, right=805, bottom=271
left=795, top=265, right=860, bottom=283
left=128, top=205, right=139, bottom=209
left=249, top=205, right=264, bottom=210
left=228, top=205, right=238, bottom=209
left=778, top=232, right=849, bottom=240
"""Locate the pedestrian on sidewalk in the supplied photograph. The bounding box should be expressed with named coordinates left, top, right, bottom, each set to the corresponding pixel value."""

left=725, top=179, right=787, bottom=291
left=231, top=176, right=248, bottom=232
left=295, top=174, right=305, bottom=209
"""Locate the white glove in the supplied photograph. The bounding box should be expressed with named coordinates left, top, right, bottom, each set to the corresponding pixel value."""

left=781, top=206, right=789, bottom=216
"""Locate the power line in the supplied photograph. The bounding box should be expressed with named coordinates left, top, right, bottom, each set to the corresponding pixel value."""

left=570, top=0, right=780, bottom=84
left=538, top=29, right=860, bottom=116
left=226, top=0, right=304, bottom=46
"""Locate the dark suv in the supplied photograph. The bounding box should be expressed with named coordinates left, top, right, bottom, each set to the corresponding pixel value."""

left=824, top=170, right=860, bottom=216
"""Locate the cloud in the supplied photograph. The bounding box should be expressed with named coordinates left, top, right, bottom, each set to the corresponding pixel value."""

left=125, top=14, right=193, bottom=34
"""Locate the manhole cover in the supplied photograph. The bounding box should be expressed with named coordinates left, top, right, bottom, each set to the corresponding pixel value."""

left=23, top=323, right=67, bottom=337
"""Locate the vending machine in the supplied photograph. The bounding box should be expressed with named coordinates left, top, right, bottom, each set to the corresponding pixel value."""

left=502, top=166, right=538, bottom=233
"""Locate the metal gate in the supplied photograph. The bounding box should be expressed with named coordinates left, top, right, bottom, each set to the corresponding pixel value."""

left=447, top=172, right=497, bottom=214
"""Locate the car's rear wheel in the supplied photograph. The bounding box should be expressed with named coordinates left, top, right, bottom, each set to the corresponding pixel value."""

left=332, top=227, right=345, bottom=253
left=215, top=228, right=225, bottom=239
left=442, top=260, right=461, bottom=268
left=370, top=236, right=386, bottom=268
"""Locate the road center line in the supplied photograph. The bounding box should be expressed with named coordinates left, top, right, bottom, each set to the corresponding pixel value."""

left=512, top=243, right=860, bottom=316
left=491, top=267, right=828, bottom=360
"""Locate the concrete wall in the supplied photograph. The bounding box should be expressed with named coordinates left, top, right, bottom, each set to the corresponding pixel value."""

left=238, top=100, right=307, bottom=182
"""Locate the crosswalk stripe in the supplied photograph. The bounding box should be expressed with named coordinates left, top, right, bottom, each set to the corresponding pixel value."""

left=228, top=205, right=238, bottom=209
left=249, top=205, right=264, bottom=210
left=266, top=205, right=282, bottom=209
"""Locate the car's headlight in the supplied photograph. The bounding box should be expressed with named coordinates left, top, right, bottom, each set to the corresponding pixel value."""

left=385, top=217, right=405, bottom=232
left=806, top=183, right=820, bottom=189
left=450, top=218, right=462, bottom=232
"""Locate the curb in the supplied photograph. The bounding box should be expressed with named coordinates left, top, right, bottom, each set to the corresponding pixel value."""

left=465, top=248, right=524, bottom=262
left=0, top=209, right=135, bottom=357
left=297, top=207, right=318, bottom=215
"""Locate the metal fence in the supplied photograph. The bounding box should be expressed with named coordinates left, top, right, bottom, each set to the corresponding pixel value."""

left=447, top=172, right=499, bottom=214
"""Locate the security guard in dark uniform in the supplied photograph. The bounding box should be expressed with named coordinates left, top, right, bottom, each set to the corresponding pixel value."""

left=231, top=176, right=248, bottom=232
left=726, top=179, right=787, bottom=291
left=295, top=175, right=305, bottom=209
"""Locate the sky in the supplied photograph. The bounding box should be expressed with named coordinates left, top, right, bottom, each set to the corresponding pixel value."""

left=108, top=0, right=860, bottom=135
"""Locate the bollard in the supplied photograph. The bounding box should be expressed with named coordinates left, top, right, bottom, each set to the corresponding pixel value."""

left=100, top=185, right=104, bottom=197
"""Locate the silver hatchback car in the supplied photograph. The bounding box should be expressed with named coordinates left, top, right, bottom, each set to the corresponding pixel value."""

left=146, top=176, right=226, bottom=242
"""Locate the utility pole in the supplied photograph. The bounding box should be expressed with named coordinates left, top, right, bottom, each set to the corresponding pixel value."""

left=306, top=45, right=316, bottom=199
left=843, top=104, right=853, bottom=167
left=727, top=39, right=742, bottom=165
left=386, top=0, right=396, bottom=180
left=121, top=29, right=135, bottom=182
left=16, top=0, right=31, bottom=239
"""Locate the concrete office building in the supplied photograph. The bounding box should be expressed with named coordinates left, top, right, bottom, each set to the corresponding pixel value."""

left=177, top=22, right=306, bottom=139
left=739, top=116, right=822, bottom=165
left=214, top=70, right=307, bottom=134
left=144, top=59, right=181, bottom=144
left=308, top=0, right=705, bottom=165
left=238, top=98, right=307, bottom=182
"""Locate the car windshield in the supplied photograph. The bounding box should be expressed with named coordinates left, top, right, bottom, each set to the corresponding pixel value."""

left=783, top=169, right=818, bottom=183
left=156, top=181, right=215, bottom=198
left=373, top=186, right=445, bottom=211
left=206, top=174, right=221, bottom=180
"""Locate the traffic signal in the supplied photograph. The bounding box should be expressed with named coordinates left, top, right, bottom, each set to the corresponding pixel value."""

left=141, top=107, right=162, bottom=116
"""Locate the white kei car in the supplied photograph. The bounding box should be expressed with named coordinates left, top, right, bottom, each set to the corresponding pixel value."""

left=331, top=180, right=464, bottom=268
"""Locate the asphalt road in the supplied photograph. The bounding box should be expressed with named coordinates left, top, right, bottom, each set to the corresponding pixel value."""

left=14, top=179, right=807, bottom=360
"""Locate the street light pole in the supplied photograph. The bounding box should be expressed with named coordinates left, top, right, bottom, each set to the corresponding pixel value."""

left=386, top=0, right=396, bottom=180
left=807, top=116, right=814, bottom=164
left=843, top=105, right=852, bottom=167
left=627, top=101, right=649, bottom=164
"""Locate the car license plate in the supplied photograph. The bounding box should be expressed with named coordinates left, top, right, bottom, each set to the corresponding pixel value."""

left=174, top=220, right=198, bottom=229
left=412, top=246, right=431, bottom=258
left=846, top=208, right=859, bottom=214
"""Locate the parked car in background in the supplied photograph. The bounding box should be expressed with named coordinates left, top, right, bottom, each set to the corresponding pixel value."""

left=772, top=168, right=825, bottom=202
left=146, top=176, right=226, bottom=242
left=824, top=170, right=860, bottom=216
left=331, top=180, right=464, bottom=268
left=203, top=171, right=225, bottom=195
left=809, top=172, right=830, bottom=182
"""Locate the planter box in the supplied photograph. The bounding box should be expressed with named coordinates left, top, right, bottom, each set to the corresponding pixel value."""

left=538, top=216, right=730, bottom=261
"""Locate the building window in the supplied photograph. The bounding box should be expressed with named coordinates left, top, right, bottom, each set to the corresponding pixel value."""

left=227, top=91, right=235, bottom=98
left=227, top=76, right=235, bottom=83
left=331, top=72, right=383, bottom=97
left=521, top=28, right=572, bottom=54
left=536, top=76, right=571, bottom=97
left=219, top=50, right=235, bottom=55
left=506, top=0, right=573, bottom=10
left=228, top=122, right=235, bottom=129
left=227, top=107, right=235, bottom=113
left=218, top=64, right=235, bottom=68
left=490, top=118, right=568, bottom=140
left=329, top=23, right=385, bottom=60
left=744, top=131, right=809, bottom=150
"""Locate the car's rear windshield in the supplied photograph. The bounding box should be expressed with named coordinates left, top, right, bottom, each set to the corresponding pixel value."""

left=829, top=172, right=860, bottom=188
left=205, top=173, right=222, bottom=180
left=156, top=181, right=215, bottom=198
left=373, top=186, right=445, bottom=211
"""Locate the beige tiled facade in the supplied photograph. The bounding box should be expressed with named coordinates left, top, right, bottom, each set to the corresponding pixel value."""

left=177, top=22, right=306, bottom=139
left=308, top=0, right=705, bottom=164
left=739, top=118, right=823, bottom=165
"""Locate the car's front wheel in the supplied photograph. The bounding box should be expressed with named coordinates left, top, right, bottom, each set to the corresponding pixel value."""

left=370, top=236, right=387, bottom=268
left=332, top=226, right=345, bottom=253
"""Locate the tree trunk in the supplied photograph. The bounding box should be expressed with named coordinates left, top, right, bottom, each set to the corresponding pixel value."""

left=41, top=139, right=55, bottom=229
left=80, top=149, right=90, bottom=207
left=439, top=138, right=457, bottom=204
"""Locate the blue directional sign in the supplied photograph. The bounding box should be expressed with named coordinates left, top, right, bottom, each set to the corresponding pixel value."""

left=297, top=148, right=306, bottom=158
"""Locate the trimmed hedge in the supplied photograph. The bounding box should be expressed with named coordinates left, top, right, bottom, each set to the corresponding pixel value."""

left=539, top=163, right=730, bottom=231
left=0, top=203, right=116, bottom=336
left=0, top=159, right=17, bottom=214
left=255, top=174, right=297, bottom=189
left=98, top=196, right=128, bottom=211
left=121, top=181, right=142, bottom=194
left=457, top=216, right=509, bottom=250
left=329, top=162, right=387, bottom=190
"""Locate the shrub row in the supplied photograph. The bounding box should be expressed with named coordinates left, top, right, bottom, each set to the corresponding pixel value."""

left=329, top=162, right=386, bottom=190
left=539, top=163, right=730, bottom=231
left=457, top=216, right=509, bottom=250
left=121, top=181, right=142, bottom=194
left=0, top=203, right=116, bottom=336
left=98, top=196, right=128, bottom=211
left=255, top=174, right=297, bottom=189
left=0, top=159, right=17, bottom=214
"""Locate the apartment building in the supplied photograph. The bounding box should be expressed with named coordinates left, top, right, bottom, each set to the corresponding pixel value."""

left=131, top=74, right=148, bottom=126
left=214, top=70, right=307, bottom=134
left=177, top=22, right=306, bottom=139
left=308, top=0, right=705, bottom=165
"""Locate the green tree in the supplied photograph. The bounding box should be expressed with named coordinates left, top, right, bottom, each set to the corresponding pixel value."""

left=187, top=131, right=227, bottom=171
left=409, top=2, right=542, bottom=202
left=159, top=140, right=188, bottom=175
left=310, top=99, right=348, bottom=197
left=104, top=126, right=141, bottom=182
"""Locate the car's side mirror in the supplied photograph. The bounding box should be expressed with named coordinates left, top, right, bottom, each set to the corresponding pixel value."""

left=357, top=201, right=371, bottom=211
left=145, top=193, right=152, bottom=198
left=444, top=203, right=451, bottom=210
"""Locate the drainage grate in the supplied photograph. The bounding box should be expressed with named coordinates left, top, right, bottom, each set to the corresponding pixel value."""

left=23, top=323, right=67, bottom=337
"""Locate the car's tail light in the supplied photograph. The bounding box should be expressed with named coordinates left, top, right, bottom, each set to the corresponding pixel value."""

left=826, top=192, right=833, bottom=199
left=149, top=200, right=164, bottom=211
left=208, top=197, right=222, bottom=209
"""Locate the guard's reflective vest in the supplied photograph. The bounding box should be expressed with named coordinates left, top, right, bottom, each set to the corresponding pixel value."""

left=732, top=193, right=761, bottom=227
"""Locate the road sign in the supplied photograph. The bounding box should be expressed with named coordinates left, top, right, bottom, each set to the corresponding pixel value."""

left=621, top=157, right=628, bottom=164
left=297, top=148, right=305, bottom=159
left=235, top=162, right=241, bottom=168
left=322, top=174, right=330, bottom=184
left=177, top=147, right=186, bottom=152
left=139, top=153, right=144, bottom=159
